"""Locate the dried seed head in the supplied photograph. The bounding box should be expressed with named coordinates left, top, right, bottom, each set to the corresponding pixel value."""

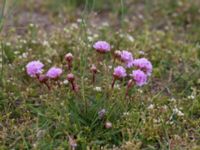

left=67, top=73, right=75, bottom=82
left=65, top=53, right=73, bottom=62
left=105, top=121, right=112, bottom=129
left=90, top=64, right=97, bottom=73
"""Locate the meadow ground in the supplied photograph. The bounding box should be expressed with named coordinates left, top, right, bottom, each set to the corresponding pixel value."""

left=0, top=0, right=200, bottom=149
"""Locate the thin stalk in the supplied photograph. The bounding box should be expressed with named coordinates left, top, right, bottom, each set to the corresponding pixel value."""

left=81, top=76, right=87, bottom=113
left=0, top=0, right=6, bottom=89
left=120, top=0, right=125, bottom=27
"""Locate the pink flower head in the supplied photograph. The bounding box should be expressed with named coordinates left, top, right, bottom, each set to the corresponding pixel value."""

left=130, top=70, right=147, bottom=86
left=120, top=50, right=134, bottom=68
left=133, top=58, right=152, bottom=76
left=113, top=66, right=127, bottom=79
left=93, top=41, right=111, bottom=53
left=26, top=60, right=44, bottom=77
left=46, top=67, right=63, bottom=79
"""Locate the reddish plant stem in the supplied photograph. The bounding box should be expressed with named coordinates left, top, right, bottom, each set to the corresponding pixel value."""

left=92, top=73, right=96, bottom=84
left=125, top=79, right=134, bottom=98
left=70, top=81, right=75, bottom=91
left=44, top=82, right=51, bottom=90
left=111, top=77, right=116, bottom=89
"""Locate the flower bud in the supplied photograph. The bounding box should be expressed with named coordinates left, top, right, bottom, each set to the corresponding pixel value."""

left=39, top=74, right=48, bottom=83
left=65, top=53, right=73, bottom=62
left=67, top=73, right=75, bottom=82
left=105, top=121, right=112, bottom=129
left=114, top=50, right=121, bottom=58
left=90, top=64, right=97, bottom=74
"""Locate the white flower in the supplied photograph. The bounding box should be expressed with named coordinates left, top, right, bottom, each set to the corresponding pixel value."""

left=42, top=40, right=49, bottom=47
left=94, top=86, right=102, bottom=92
left=114, top=84, right=120, bottom=89
left=173, top=108, right=184, bottom=116
left=123, top=112, right=129, bottom=116
left=87, top=36, right=93, bottom=42
left=108, top=65, right=112, bottom=69
left=63, top=80, right=69, bottom=85
left=188, top=95, right=195, bottom=100
left=169, top=97, right=176, bottom=102
left=126, top=34, right=134, bottom=42
left=22, top=52, right=28, bottom=58
left=147, top=104, right=154, bottom=110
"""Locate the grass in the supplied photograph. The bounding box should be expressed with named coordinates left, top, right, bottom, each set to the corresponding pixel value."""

left=0, top=0, right=200, bottom=149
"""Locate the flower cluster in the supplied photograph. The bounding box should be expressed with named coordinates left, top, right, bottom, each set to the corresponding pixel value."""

left=112, top=49, right=152, bottom=90
left=26, top=40, right=153, bottom=97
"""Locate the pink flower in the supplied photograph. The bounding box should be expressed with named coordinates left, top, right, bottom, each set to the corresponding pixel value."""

left=120, top=50, right=134, bottom=68
left=113, top=66, right=127, bottom=79
left=26, top=60, right=44, bottom=77
left=93, top=41, right=111, bottom=53
left=130, top=70, right=147, bottom=86
left=46, top=67, right=63, bottom=79
left=133, top=58, right=152, bottom=76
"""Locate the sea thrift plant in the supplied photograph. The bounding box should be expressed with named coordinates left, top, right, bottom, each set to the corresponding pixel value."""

left=112, top=66, right=126, bottom=88
left=26, top=60, right=44, bottom=77
left=120, top=50, right=134, bottom=68
left=133, top=58, right=153, bottom=76
left=93, top=41, right=111, bottom=53
left=46, top=67, right=63, bottom=79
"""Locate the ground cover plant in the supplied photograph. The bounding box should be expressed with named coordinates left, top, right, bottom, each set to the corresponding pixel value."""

left=0, top=0, right=200, bottom=149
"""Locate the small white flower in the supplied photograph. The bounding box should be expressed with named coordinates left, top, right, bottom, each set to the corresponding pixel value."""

left=87, top=36, right=93, bottom=42
left=77, top=18, right=82, bottom=23
left=137, top=89, right=143, bottom=93
left=93, top=34, right=99, bottom=38
left=71, top=23, right=78, bottom=29
left=123, top=112, right=129, bottom=116
left=63, top=80, right=69, bottom=85
left=173, top=108, right=184, bottom=116
left=114, top=84, right=120, bottom=89
left=42, top=40, right=49, bottom=47
left=147, top=104, right=154, bottom=110
left=46, top=59, right=52, bottom=64
left=14, top=51, right=20, bottom=55
left=29, top=23, right=34, bottom=27
left=153, top=118, right=160, bottom=123
left=94, top=86, right=102, bottom=92
left=22, top=52, right=28, bottom=58
left=169, top=97, right=176, bottom=102
left=126, top=34, right=134, bottom=42
left=102, top=22, right=109, bottom=27
left=108, top=65, right=112, bottom=69
left=188, top=95, right=195, bottom=100
left=6, top=42, right=11, bottom=46
left=138, top=50, right=145, bottom=55
left=31, top=40, right=37, bottom=44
